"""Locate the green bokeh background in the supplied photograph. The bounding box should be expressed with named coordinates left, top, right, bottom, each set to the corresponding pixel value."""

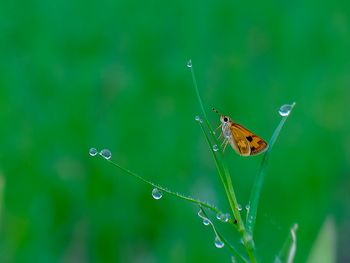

left=1, top=0, right=349, bottom=262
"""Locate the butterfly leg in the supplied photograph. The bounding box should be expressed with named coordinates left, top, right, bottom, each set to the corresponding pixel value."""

left=217, top=132, right=223, bottom=140
left=221, top=139, right=229, bottom=153
left=214, top=124, right=222, bottom=135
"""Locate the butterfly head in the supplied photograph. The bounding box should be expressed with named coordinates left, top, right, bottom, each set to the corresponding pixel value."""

left=220, top=115, right=230, bottom=124
left=212, top=108, right=231, bottom=124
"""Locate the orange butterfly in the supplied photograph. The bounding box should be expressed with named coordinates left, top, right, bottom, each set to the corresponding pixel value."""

left=213, top=108, right=268, bottom=156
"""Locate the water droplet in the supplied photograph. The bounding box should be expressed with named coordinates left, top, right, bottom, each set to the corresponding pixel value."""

left=245, top=204, right=250, bottom=212
left=214, top=236, right=225, bottom=248
left=241, top=234, right=253, bottom=244
left=187, top=59, right=192, bottom=68
left=216, top=212, right=229, bottom=222
left=223, top=213, right=230, bottom=222
left=198, top=209, right=211, bottom=225
left=151, top=188, right=163, bottom=200
left=279, top=104, right=293, bottom=116
left=203, top=218, right=210, bottom=226
left=213, top=144, right=219, bottom=152
left=89, top=148, right=98, bottom=156
left=216, top=212, right=224, bottom=220
left=195, top=115, right=203, bottom=123
left=99, top=149, right=112, bottom=160
left=238, top=204, right=242, bottom=211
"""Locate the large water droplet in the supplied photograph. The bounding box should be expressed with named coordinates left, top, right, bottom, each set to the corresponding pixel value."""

left=279, top=104, right=293, bottom=116
left=214, top=236, right=225, bottom=248
left=187, top=59, right=192, bottom=68
left=203, top=218, right=210, bottom=226
left=99, top=149, right=112, bottom=160
left=89, top=148, right=98, bottom=156
left=151, top=188, right=163, bottom=200
left=213, top=144, right=219, bottom=152
left=237, top=204, right=242, bottom=211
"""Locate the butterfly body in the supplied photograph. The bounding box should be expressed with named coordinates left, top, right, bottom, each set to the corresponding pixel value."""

left=214, top=109, right=268, bottom=156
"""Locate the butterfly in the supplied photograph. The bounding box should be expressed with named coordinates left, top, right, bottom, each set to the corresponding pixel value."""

left=213, top=108, right=268, bottom=156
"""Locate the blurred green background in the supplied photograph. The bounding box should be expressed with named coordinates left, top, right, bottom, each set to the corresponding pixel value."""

left=1, top=0, right=350, bottom=262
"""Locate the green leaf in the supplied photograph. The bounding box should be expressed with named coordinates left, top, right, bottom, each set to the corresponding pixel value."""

left=307, top=217, right=337, bottom=263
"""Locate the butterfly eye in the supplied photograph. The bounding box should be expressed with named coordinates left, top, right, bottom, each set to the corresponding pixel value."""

left=223, top=117, right=228, bottom=122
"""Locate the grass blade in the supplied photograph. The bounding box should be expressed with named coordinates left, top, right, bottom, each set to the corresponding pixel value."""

left=104, top=158, right=221, bottom=213
left=306, top=217, right=336, bottom=263
left=246, top=103, right=296, bottom=236
left=189, top=62, right=244, bottom=226
left=188, top=60, right=213, bottom=132
left=274, top=224, right=298, bottom=263
left=189, top=62, right=257, bottom=262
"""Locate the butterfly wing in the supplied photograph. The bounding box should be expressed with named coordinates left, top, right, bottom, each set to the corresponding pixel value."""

left=228, top=124, right=251, bottom=156
left=230, top=123, right=268, bottom=156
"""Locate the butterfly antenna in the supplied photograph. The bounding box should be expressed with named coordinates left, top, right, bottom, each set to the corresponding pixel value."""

left=212, top=107, right=221, bottom=115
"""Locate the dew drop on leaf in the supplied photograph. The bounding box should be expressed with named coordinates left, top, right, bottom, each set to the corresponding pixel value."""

left=214, top=236, right=224, bottom=248
left=203, top=218, right=210, bottom=226
left=89, top=148, right=98, bottom=156
left=151, top=188, right=163, bottom=200
left=187, top=59, right=192, bottom=68
left=279, top=104, right=293, bottom=117
left=195, top=115, right=203, bottom=123
left=99, top=149, right=112, bottom=160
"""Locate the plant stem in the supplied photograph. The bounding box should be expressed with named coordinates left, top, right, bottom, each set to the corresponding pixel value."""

left=223, top=162, right=257, bottom=263
left=199, top=207, right=249, bottom=263
left=189, top=62, right=258, bottom=262
left=107, top=159, right=221, bottom=213
left=198, top=118, right=257, bottom=262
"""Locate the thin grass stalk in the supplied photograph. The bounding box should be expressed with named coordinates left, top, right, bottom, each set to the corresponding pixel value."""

left=107, top=159, right=221, bottom=213
left=246, top=103, right=296, bottom=236
left=189, top=62, right=257, bottom=262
